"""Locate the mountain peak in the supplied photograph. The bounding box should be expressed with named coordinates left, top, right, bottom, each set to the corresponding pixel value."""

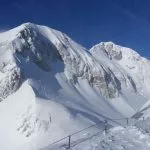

left=90, top=41, right=142, bottom=62
left=21, top=22, right=36, bottom=27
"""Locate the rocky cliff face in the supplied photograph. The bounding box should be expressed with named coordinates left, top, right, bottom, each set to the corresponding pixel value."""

left=0, top=23, right=119, bottom=100
left=0, top=23, right=150, bottom=102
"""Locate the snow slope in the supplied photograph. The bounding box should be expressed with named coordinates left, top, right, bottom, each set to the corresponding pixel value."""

left=68, top=125, right=150, bottom=150
left=0, top=23, right=150, bottom=149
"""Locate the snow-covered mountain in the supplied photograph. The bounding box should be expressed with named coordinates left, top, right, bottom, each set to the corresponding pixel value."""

left=0, top=23, right=150, bottom=150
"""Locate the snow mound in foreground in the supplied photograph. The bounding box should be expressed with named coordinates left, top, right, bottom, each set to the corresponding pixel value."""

left=67, top=125, right=150, bottom=150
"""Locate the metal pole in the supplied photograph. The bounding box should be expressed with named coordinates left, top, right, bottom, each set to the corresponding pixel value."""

left=104, top=120, right=108, bottom=134
left=126, top=118, right=129, bottom=125
left=68, top=135, right=71, bottom=149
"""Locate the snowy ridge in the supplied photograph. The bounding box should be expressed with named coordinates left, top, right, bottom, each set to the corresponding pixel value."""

left=90, top=42, right=150, bottom=97
left=0, top=23, right=150, bottom=150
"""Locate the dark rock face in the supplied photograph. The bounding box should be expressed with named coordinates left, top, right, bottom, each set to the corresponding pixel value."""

left=100, top=42, right=122, bottom=60
left=0, top=68, right=23, bottom=101
left=12, top=26, right=61, bottom=72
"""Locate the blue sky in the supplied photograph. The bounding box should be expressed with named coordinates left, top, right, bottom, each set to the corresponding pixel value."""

left=0, top=0, right=150, bottom=58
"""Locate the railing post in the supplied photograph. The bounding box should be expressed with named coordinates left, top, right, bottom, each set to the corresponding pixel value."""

left=68, top=135, right=71, bottom=149
left=104, top=120, right=108, bottom=134
left=126, top=118, right=129, bottom=125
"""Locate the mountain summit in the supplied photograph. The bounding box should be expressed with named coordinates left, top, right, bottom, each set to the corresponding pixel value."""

left=0, top=23, right=150, bottom=150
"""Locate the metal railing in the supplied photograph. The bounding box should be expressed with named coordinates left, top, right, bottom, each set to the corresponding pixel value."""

left=40, top=117, right=140, bottom=150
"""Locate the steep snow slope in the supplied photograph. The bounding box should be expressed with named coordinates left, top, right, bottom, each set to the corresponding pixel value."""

left=0, top=23, right=149, bottom=149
